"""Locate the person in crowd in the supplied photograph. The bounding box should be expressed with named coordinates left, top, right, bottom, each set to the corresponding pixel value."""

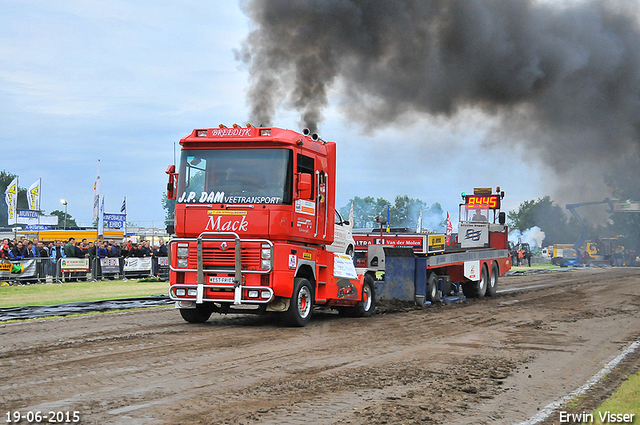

left=23, top=241, right=34, bottom=258
left=120, top=241, right=130, bottom=258
left=1, top=244, right=11, bottom=259
left=97, top=242, right=108, bottom=259
left=64, top=238, right=76, bottom=257
left=63, top=238, right=76, bottom=282
left=129, top=243, right=143, bottom=258
left=10, top=241, right=25, bottom=260
left=158, top=239, right=168, bottom=257
left=108, top=240, right=121, bottom=258
left=19, top=241, right=30, bottom=258
left=87, top=241, right=96, bottom=260
left=37, top=241, right=51, bottom=278
left=29, top=239, right=40, bottom=258
left=140, top=240, right=151, bottom=257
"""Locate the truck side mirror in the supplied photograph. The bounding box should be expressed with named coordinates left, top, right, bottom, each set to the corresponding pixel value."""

left=166, top=165, right=177, bottom=200
left=297, top=173, right=312, bottom=199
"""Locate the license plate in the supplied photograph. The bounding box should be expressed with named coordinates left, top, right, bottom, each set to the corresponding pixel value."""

left=209, top=276, right=235, bottom=284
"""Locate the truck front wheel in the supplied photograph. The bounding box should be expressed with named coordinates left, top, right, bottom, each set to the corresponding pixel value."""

left=463, top=264, right=488, bottom=298
left=179, top=304, right=214, bottom=324
left=286, top=278, right=313, bottom=327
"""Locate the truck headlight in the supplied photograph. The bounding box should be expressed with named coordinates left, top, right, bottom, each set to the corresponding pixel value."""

left=176, top=288, right=186, bottom=296
left=248, top=290, right=259, bottom=298
left=261, top=259, right=271, bottom=270
left=177, top=258, right=188, bottom=268
left=187, top=289, right=197, bottom=296
left=261, top=248, right=271, bottom=260
left=177, top=247, right=189, bottom=257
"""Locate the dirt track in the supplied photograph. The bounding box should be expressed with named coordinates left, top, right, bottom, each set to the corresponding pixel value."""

left=1, top=268, right=639, bottom=425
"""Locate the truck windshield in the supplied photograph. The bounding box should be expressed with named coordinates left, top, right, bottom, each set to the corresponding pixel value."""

left=176, top=148, right=293, bottom=204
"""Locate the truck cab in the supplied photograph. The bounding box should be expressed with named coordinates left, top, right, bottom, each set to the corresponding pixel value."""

left=165, top=126, right=371, bottom=326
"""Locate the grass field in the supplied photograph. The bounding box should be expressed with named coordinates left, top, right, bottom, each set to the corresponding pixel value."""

left=587, top=371, right=640, bottom=424
left=0, top=279, right=169, bottom=308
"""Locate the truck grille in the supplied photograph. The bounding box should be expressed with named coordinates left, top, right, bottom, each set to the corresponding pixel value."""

left=190, top=241, right=262, bottom=269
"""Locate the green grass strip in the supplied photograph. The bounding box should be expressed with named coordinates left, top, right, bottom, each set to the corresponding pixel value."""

left=0, top=279, right=169, bottom=308
left=586, top=371, right=640, bottom=424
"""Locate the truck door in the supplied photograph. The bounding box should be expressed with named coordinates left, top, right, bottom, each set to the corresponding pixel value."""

left=293, top=154, right=317, bottom=239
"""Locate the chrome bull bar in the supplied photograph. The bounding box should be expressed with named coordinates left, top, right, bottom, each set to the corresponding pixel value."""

left=168, top=231, right=273, bottom=305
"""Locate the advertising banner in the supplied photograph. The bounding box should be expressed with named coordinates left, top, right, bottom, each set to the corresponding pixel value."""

left=4, top=177, right=18, bottom=225
left=16, top=212, right=58, bottom=226
left=60, top=258, right=89, bottom=272
left=0, top=259, right=37, bottom=279
left=458, top=223, right=489, bottom=248
left=333, top=253, right=357, bottom=279
left=124, top=257, right=152, bottom=272
left=103, top=213, right=126, bottom=229
left=27, top=179, right=41, bottom=212
left=354, top=234, right=428, bottom=254
left=100, top=258, right=120, bottom=274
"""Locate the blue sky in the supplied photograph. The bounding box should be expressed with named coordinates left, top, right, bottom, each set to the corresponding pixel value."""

left=0, top=1, right=544, bottom=229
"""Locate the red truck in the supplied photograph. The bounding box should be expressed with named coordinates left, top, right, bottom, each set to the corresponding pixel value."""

left=165, top=125, right=373, bottom=326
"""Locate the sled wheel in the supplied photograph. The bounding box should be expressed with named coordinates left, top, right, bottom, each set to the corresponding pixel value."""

left=487, top=262, right=499, bottom=297
left=463, top=264, right=488, bottom=298
left=427, top=272, right=441, bottom=302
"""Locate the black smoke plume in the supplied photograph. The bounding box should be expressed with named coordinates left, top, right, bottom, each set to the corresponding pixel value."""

left=237, top=0, right=640, bottom=198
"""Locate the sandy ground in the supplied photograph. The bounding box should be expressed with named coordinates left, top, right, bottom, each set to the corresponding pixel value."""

left=1, top=267, right=639, bottom=425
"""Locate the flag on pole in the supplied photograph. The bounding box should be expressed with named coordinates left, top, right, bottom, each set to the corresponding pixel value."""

left=386, top=204, right=390, bottom=233
left=416, top=208, right=423, bottom=233
left=27, top=179, right=41, bottom=212
left=4, top=177, right=18, bottom=225
left=92, top=160, right=101, bottom=220
left=446, top=212, right=453, bottom=245
left=121, top=197, right=127, bottom=236
left=98, top=196, right=105, bottom=237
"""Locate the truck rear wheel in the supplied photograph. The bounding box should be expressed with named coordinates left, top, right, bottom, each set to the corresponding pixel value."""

left=463, top=264, right=488, bottom=298
left=340, top=274, right=376, bottom=317
left=427, top=273, right=441, bottom=302
left=179, top=304, right=213, bottom=324
left=487, top=262, right=499, bottom=297
left=286, top=278, right=313, bottom=327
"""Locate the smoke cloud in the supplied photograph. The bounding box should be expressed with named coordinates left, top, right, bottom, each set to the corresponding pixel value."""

left=510, top=226, right=547, bottom=250
left=237, top=0, right=640, bottom=197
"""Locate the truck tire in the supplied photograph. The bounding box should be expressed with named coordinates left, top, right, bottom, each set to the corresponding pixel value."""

left=427, top=273, right=441, bottom=302
left=463, top=264, right=488, bottom=298
left=179, top=304, right=213, bottom=324
left=286, top=278, right=313, bottom=327
left=341, top=274, right=376, bottom=317
left=487, top=262, right=498, bottom=297
left=346, top=245, right=354, bottom=258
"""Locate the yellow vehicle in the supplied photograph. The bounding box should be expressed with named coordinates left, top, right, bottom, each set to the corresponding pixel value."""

left=23, top=229, right=125, bottom=243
